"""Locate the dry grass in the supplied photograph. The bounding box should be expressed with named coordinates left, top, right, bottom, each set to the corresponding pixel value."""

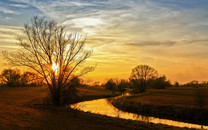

left=0, top=86, right=175, bottom=130
left=0, top=87, right=47, bottom=129
left=128, top=87, right=208, bottom=108
left=77, top=86, right=112, bottom=96
left=0, top=86, right=114, bottom=129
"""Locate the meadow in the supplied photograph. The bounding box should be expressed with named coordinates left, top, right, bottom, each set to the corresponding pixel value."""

left=112, top=87, right=208, bottom=126
left=0, top=86, right=183, bottom=130
left=128, top=87, right=208, bottom=108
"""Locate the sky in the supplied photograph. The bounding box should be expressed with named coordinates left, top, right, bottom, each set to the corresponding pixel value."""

left=1, top=0, right=208, bottom=83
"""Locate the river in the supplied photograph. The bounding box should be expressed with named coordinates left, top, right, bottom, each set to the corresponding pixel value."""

left=70, top=95, right=208, bottom=129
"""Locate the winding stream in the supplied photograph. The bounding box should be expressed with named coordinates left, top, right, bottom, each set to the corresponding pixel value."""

left=70, top=95, right=208, bottom=129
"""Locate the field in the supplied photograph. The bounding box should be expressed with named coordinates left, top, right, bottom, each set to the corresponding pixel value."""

left=0, top=86, right=179, bottom=130
left=128, top=87, right=208, bottom=108
left=111, top=87, right=208, bottom=126
left=78, top=86, right=113, bottom=96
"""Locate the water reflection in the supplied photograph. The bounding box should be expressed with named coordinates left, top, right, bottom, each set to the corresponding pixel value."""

left=70, top=97, right=207, bottom=129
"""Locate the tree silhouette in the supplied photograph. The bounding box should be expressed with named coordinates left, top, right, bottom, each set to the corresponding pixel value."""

left=149, top=75, right=171, bottom=89
left=130, top=65, right=158, bottom=93
left=117, top=79, right=128, bottom=94
left=0, top=68, right=43, bottom=87
left=0, top=69, right=21, bottom=87
left=173, top=81, right=180, bottom=87
left=20, top=71, right=43, bottom=86
left=104, top=79, right=117, bottom=95
left=3, top=16, right=94, bottom=106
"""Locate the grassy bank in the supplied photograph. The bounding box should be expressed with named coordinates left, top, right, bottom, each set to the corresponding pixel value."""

left=0, top=86, right=185, bottom=129
left=128, top=88, right=208, bottom=108
left=111, top=87, right=208, bottom=126
left=73, top=86, right=119, bottom=103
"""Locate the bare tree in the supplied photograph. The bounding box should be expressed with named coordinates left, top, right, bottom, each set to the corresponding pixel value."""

left=130, top=65, right=158, bottom=93
left=2, top=16, right=94, bottom=106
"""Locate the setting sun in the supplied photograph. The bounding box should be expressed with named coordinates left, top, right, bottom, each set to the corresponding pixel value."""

left=52, top=62, right=59, bottom=71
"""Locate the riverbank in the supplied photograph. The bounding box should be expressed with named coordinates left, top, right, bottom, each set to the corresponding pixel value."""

left=0, top=87, right=185, bottom=129
left=111, top=87, right=208, bottom=126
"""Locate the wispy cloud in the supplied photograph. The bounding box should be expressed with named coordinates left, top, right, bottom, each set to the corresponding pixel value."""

left=1, top=0, right=208, bottom=82
left=0, top=7, right=16, bottom=14
left=10, top=3, right=29, bottom=8
left=127, top=41, right=177, bottom=47
left=0, top=25, right=21, bottom=48
left=6, top=0, right=208, bottom=42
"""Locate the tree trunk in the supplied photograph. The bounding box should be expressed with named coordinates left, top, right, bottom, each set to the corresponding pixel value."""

left=54, top=94, right=61, bottom=106
left=53, top=88, right=61, bottom=106
left=49, top=84, right=61, bottom=106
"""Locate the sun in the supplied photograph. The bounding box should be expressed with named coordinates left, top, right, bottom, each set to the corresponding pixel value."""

left=52, top=62, right=59, bottom=71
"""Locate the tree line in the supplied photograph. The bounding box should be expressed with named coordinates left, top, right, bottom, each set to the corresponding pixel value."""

left=103, top=65, right=208, bottom=95
left=103, top=65, right=171, bottom=95
left=174, top=80, right=208, bottom=88
left=0, top=68, right=43, bottom=87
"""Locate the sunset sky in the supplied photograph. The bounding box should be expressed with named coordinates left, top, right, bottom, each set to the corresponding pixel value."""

left=1, top=0, right=208, bottom=83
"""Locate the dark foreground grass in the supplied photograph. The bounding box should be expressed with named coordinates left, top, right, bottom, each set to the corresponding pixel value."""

left=0, top=87, right=187, bottom=129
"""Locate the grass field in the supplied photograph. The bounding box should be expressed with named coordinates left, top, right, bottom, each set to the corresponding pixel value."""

left=77, top=86, right=113, bottom=96
left=111, top=87, right=208, bottom=126
left=0, top=86, right=181, bottom=130
left=127, top=87, right=208, bottom=108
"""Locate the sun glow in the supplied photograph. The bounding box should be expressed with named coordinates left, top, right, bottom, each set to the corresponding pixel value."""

left=52, top=62, right=59, bottom=71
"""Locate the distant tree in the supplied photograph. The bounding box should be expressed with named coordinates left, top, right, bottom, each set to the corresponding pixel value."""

left=104, top=79, right=117, bottom=95
left=174, top=81, right=180, bottom=87
left=201, top=81, right=208, bottom=87
left=184, top=80, right=199, bottom=87
left=190, top=80, right=199, bottom=87
left=20, top=71, right=43, bottom=86
left=0, top=69, right=43, bottom=87
left=149, top=75, right=171, bottom=89
left=2, top=16, right=94, bottom=106
left=129, top=65, right=158, bottom=93
left=69, top=77, right=81, bottom=87
left=20, top=72, right=30, bottom=86
left=117, top=79, right=128, bottom=94
left=93, top=81, right=100, bottom=87
left=0, top=69, right=21, bottom=87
